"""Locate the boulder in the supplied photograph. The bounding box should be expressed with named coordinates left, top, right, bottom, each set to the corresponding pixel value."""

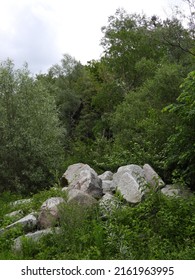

left=3, top=213, right=37, bottom=232
left=13, top=227, right=61, bottom=252
left=161, top=185, right=181, bottom=197
left=99, top=193, right=120, bottom=215
left=38, top=197, right=65, bottom=229
left=61, top=163, right=97, bottom=185
left=99, top=193, right=121, bottom=220
left=102, top=180, right=114, bottom=194
left=115, top=172, right=143, bottom=204
left=11, top=198, right=31, bottom=207
left=61, top=163, right=103, bottom=199
left=100, top=193, right=115, bottom=203
left=98, top=171, right=113, bottom=181
left=67, top=189, right=97, bottom=206
left=111, top=164, right=146, bottom=203
left=5, top=210, right=23, bottom=218
left=117, top=164, right=145, bottom=183
left=143, top=164, right=165, bottom=189
left=112, top=164, right=146, bottom=192
left=62, top=186, right=69, bottom=192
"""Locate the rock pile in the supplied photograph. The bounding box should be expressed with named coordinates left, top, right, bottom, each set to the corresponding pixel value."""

left=0, top=162, right=186, bottom=251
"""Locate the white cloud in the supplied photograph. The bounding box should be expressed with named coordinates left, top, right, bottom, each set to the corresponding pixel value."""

left=0, top=0, right=183, bottom=74
left=0, top=0, right=60, bottom=73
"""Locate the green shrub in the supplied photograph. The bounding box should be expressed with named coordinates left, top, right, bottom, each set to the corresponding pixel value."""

left=0, top=189, right=194, bottom=260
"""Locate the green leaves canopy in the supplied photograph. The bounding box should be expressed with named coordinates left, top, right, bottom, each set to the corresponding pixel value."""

left=163, top=71, right=195, bottom=186
left=0, top=60, right=65, bottom=194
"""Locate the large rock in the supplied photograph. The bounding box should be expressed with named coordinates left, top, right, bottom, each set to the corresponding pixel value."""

left=67, top=189, right=97, bottom=206
left=61, top=163, right=103, bottom=199
left=2, top=213, right=37, bottom=233
left=102, top=180, right=114, bottom=194
left=38, top=197, right=65, bottom=229
left=113, top=164, right=146, bottom=190
left=99, top=193, right=120, bottom=217
left=5, top=210, right=24, bottom=218
left=13, top=227, right=61, bottom=252
left=161, top=185, right=181, bottom=197
left=61, top=163, right=97, bottom=185
left=98, top=171, right=113, bottom=181
left=100, top=193, right=115, bottom=204
left=98, top=170, right=114, bottom=194
left=112, top=165, right=145, bottom=204
left=143, top=164, right=165, bottom=189
left=116, top=172, right=143, bottom=204
left=117, top=164, right=145, bottom=183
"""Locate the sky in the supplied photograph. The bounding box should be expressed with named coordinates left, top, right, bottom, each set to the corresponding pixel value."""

left=0, top=0, right=184, bottom=74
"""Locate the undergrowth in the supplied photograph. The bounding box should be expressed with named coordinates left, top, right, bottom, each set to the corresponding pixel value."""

left=0, top=188, right=194, bottom=260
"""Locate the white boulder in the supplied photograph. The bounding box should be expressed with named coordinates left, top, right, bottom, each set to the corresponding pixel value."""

left=61, top=163, right=103, bottom=199
left=38, top=197, right=65, bottom=229
left=143, top=164, right=165, bottom=189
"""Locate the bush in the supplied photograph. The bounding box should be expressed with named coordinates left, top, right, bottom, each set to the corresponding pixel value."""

left=0, top=188, right=194, bottom=260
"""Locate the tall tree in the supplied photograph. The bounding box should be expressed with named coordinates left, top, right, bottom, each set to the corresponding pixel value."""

left=163, top=70, right=195, bottom=189
left=0, top=60, right=65, bottom=194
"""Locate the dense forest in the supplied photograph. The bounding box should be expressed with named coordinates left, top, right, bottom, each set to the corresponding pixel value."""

left=0, top=4, right=194, bottom=195
left=0, top=1, right=195, bottom=260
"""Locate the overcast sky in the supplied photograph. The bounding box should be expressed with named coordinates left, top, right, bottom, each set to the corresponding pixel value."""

left=0, top=0, right=184, bottom=74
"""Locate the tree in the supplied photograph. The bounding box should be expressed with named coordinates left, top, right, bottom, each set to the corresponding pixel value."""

left=163, top=71, right=195, bottom=189
left=151, top=0, right=195, bottom=64
left=0, top=60, right=65, bottom=194
left=157, top=17, right=195, bottom=61
left=110, top=62, right=183, bottom=170
left=101, top=9, right=164, bottom=91
left=100, top=8, right=194, bottom=91
left=45, top=54, right=84, bottom=138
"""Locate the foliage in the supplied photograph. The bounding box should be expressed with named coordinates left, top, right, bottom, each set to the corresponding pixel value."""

left=163, top=71, right=195, bottom=187
left=0, top=60, right=65, bottom=194
left=28, top=6, right=194, bottom=192
left=0, top=189, right=194, bottom=260
left=51, top=7, right=194, bottom=189
left=0, top=1, right=195, bottom=260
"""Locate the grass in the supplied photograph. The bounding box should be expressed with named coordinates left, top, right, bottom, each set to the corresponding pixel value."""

left=0, top=187, right=195, bottom=260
